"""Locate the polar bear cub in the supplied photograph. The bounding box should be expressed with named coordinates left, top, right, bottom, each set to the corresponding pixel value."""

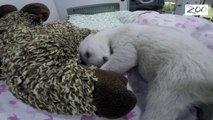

left=79, top=23, right=213, bottom=120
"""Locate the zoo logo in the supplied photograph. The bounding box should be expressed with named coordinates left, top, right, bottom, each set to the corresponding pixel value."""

left=185, top=4, right=209, bottom=15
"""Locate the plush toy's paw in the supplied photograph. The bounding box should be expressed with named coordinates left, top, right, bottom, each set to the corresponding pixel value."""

left=21, top=3, right=50, bottom=23
left=93, top=69, right=137, bottom=119
left=0, top=4, right=17, bottom=18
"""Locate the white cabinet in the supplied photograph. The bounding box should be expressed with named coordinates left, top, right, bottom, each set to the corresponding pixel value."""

left=54, top=0, right=129, bottom=20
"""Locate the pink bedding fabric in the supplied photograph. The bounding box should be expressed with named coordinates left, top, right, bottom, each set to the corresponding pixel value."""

left=133, top=11, right=213, bottom=51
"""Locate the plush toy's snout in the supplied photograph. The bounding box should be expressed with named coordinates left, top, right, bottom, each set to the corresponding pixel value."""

left=93, top=70, right=137, bottom=119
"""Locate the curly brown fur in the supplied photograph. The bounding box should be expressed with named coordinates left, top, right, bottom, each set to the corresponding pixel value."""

left=0, top=10, right=97, bottom=115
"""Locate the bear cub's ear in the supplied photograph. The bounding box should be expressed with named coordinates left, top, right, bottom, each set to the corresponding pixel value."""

left=0, top=4, right=18, bottom=18
left=21, top=3, right=50, bottom=23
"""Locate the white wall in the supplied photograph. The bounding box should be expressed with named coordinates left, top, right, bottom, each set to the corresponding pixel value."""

left=0, top=0, right=60, bottom=22
left=205, top=0, right=212, bottom=6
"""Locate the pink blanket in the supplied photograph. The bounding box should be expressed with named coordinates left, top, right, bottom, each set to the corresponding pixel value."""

left=133, top=11, right=213, bottom=51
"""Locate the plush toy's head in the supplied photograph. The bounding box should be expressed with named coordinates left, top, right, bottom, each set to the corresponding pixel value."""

left=0, top=3, right=136, bottom=119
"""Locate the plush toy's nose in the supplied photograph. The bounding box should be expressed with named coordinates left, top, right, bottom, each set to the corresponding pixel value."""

left=93, top=69, right=137, bottom=119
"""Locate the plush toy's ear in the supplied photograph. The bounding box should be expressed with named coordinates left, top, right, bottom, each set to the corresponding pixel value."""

left=21, top=3, right=50, bottom=23
left=93, top=69, right=137, bottom=119
left=0, top=4, right=17, bottom=18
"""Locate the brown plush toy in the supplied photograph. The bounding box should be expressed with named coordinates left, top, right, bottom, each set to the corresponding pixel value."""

left=0, top=3, right=136, bottom=119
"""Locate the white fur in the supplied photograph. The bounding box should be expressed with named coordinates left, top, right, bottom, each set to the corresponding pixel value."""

left=79, top=32, right=111, bottom=67
left=79, top=23, right=213, bottom=120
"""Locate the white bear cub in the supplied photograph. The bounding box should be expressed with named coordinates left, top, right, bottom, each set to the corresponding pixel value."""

left=79, top=23, right=213, bottom=120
